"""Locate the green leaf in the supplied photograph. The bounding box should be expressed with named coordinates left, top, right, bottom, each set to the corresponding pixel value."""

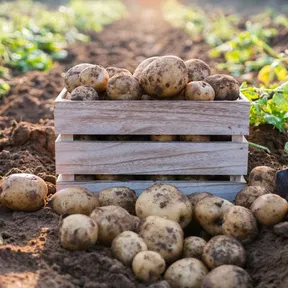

left=258, top=65, right=274, bottom=85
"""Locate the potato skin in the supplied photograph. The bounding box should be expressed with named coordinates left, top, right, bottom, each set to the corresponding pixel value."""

left=183, top=236, right=207, bottom=259
left=49, top=186, right=100, bottom=216
left=235, top=186, right=269, bottom=208
left=69, top=86, right=99, bottom=101
left=187, top=192, right=213, bottom=211
left=106, top=67, right=131, bottom=78
left=1, top=173, right=48, bottom=212
left=133, top=57, right=159, bottom=80
left=185, top=81, right=215, bottom=101
left=185, top=59, right=211, bottom=82
left=248, top=166, right=276, bottom=193
left=180, top=135, right=210, bottom=142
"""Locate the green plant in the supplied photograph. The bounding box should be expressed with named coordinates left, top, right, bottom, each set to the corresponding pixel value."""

left=0, top=79, right=10, bottom=98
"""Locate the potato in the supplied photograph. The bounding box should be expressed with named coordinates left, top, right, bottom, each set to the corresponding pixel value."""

left=140, top=55, right=188, bottom=98
left=136, top=184, right=192, bottom=228
left=79, top=65, right=109, bottom=93
left=90, top=205, right=138, bottom=244
left=185, top=59, right=211, bottom=82
left=202, top=265, right=253, bottom=288
left=49, top=186, right=100, bottom=216
left=250, top=194, right=288, bottom=226
left=139, top=215, right=184, bottom=263
left=132, top=251, right=166, bottom=283
left=1, top=173, right=48, bottom=211
left=222, top=206, right=258, bottom=243
left=98, top=187, right=136, bottom=214
left=202, top=235, right=246, bottom=269
left=273, top=222, right=288, bottom=238
left=185, top=81, right=215, bottom=101
left=180, top=135, right=210, bottom=142
left=205, top=74, right=239, bottom=101
left=64, top=63, right=93, bottom=92
left=141, top=94, right=155, bottom=100
left=248, top=166, right=276, bottom=193
left=183, top=236, right=207, bottom=259
left=235, top=186, right=269, bottom=208
left=194, top=196, right=233, bottom=235
left=59, top=214, right=98, bottom=250
left=106, top=74, right=141, bottom=100
left=106, top=67, right=131, bottom=78
left=187, top=192, right=213, bottom=211
left=112, top=231, right=147, bottom=266
left=69, top=86, right=99, bottom=101
left=151, top=135, right=177, bottom=142
left=164, top=258, right=208, bottom=288
left=133, top=57, right=159, bottom=80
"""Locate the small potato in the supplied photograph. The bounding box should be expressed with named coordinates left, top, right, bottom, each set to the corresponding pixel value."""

left=205, top=74, right=239, bottom=101
left=136, top=184, right=192, bottom=228
left=151, top=135, right=177, bottom=142
left=112, top=231, right=147, bottom=266
left=250, top=194, right=288, bottom=226
left=69, top=86, right=99, bottom=101
left=133, top=57, right=159, bottom=80
left=185, top=59, right=211, bottom=82
left=248, top=166, right=276, bottom=193
left=194, top=196, right=233, bottom=235
left=164, top=258, right=208, bottom=288
left=106, top=74, right=141, bottom=100
left=180, top=135, right=210, bottom=142
left=98, top=187, right=136, bottom=214
left=202, top=235, right=246, bottom=269
left=222, top=206, right=258, bottom=243
left=49, top=186, right=100, bottom=216
left=235, top=186, right=269, bottom=208
left=187, top=192, right=213, bottom=211
left=79, top=65, right=109, bottom=93
left=132, top=251, right=166, bottom=283
left=59, top=214, right=98, bottom=250
left=106, top=67, right=131, bottom=78
left=202, top=265, right=253, bottom=288
left=185, top=81, right=215, bottom=101
left=1, top=173, right=48, bottom=212
left=183, top=236, right=207, bottom=259
left=139, top=215, right=184, bottom=263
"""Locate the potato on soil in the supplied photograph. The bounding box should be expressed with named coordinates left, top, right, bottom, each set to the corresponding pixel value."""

left=202, top=235, right=246, bottom=269
left=250, top=194, right=288, bottom=226
left=185, top=81, right=215, bottom=101
left=135, top=183, right=192, bottom=228
left=49, top=186, right=100, bottom=216
left=79, top=65, right=109, bottom=93
left=106, top=74, right=141, bottom=100
left=59, top=214, right=98, bottom=250
left=164, top=258, right=208, bottom=288
left=205, top=74, right=239, bottom=101
left=140, top=55, right=188, bottom=98
left=1, top=173, right=48, bottom=212
left=98, top=187, right=136, bottom=214
left=90, top=205, right=139, bottom=244
left=132, top=251, right=166, bottom=283
left=235, top=186, right=269, bottom=208
left=183, top=236, right=207, bottom=259
left=187, top=192, right=213, bottom=211
left=248, top=166, right=276, bottom=193
left=69, top=86, right=99, bottom=101
left=151, top=135, right=177, bottom=142
left=139, top=215, right=184, bottom=263
left=185, top=59, right=211, bottom=82
left=106, top=67, right=131, bottom=78
left=112, top=231, right=147, bottom=266
left=133, top=56, right=159, bottom=80
left=180, top=135, right=210, bottom=142
left=202, top=265, right=253, bottom=288
left=194, top=196, right=233, bottom=235
left=222, top=206, right=258, bottom=243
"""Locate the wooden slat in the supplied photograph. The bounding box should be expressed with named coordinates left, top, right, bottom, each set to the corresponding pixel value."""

left=55, top=141, right=248, bottom=175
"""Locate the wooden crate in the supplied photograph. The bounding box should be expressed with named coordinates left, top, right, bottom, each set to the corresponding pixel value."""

left=54, top=88, right=250, bottom=201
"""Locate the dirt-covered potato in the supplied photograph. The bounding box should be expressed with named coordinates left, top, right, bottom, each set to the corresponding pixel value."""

left=180, top=135, right=210, bottom=142
left=69, top=86, right=99, bottom=101
left=112, top=231, right=147, bottom=266
left=139, top=215, right=184, bottom=263
left=185, top=59, right=211, bottom=82
left=235, top=186, right=269, bottom=208
left=136, top=184, right=192, bottom=228
left=151, top=135, right=177, bottom=142
left=202, top=265, right=253, bottom=288
left=49, top=186, right=100, bottom=216
left=59, top=214, right=98, bottom=250
left=90, top=205, right=139, bottom=244
left=194, top=196, right=233, bottom=235
left=133, top=57, right=159, bottom=80
left=79, top=65, right=109, bottom=93
left=205, top=74, right=239, bottom=101
left=202, top=235, right=246, bottom=269
left=64, top=63, right=93, bottom=92
left=185, top=81, right=215, bottom=101
left=98, top=187, right=136, bottom=214
left=187, top=192, right=213, bottom=211
left=140, top=55, right=188, bottom=98
left=222, top=206, right=258, bottom=243
left=132, top=251, right=166, bottom=283
left=106, top=74, right=141, bottom=100
left=106, top=67, right=131, bottom=78
left=248, top=166, right=276, bottom=193
left=183, top=236, right=207, bottom=259
left=164, top=258, right=208, bottom=288
left=251, top=194, right=288, bottom=226
left=1, top=173, right=48, bottom=211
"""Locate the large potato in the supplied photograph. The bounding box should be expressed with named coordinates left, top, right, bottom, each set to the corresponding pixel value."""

left=133, top=57, right=159, bottom=80
left=235, top=186, right=269, bottom=208
left=69, top=86, right=99, bottom=101
left=183, top=236, right=207, bottom=259
left=187, top=192, right=213, bottom=212
left=106, top=67, right=131, bottom=78
left=248, top=166, right=276, bottom=193
left=49, top=186, right=100, bottom=216
left=185, top=59, right=211, bottom=82
left=140, top=56, right=188, bottom=98
left=139, top=215, right=184, bottom=263
left=164, top=258, right=208, bottom=288
left=185, top=81, right=215, bottom=101
left=1, top=173, right=48, bottom=211
left=135, top=184, right=192, bottom=228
